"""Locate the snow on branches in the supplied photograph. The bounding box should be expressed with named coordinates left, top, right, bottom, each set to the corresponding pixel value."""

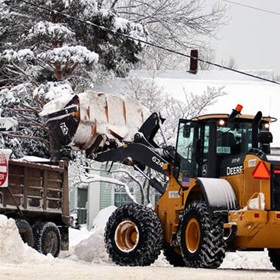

left=33, top=82, right=73, bottom=102
left=114, top=17, right=147, bottom=44
left=39, top=46, right=98, bottom=66
left=0, top=49, right=34, bottom=63
left=27, top=21, right=75, bottom=43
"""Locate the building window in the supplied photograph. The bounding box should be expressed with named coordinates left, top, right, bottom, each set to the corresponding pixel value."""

left=114, top=186, right=133, bottom=207
left=77, top=187, right=88, bottom=208
left=77, top=187, right=88, bottom=224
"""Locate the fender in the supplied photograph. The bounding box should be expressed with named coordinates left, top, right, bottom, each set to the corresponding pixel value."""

left=196, top=177, right=237, bottom=212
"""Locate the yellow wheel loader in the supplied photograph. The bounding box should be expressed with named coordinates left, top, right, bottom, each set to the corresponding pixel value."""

left=46, top=94, right=280, bottom=269
left=99, top=105, right=280, bottom=269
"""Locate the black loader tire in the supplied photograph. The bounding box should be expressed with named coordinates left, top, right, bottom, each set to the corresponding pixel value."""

left=268, top=249, right=280, bottom=270
left=105, top=203, right=164, bottom=266
left=178, top=201, right=226, bottom=268
left=16, top=219, right=34, bottom=247
left=163, top=246, right=187, bottom=267
left=33, top=222, right=61, bottom=257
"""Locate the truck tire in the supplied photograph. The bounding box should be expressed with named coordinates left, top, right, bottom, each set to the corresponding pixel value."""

left=16, top=219, right=34, bottom=247
left=163, top=246, right=188, bottom=267
left=268, top=249, right=280, bottom=270
left=105, top=203, right=164, bottom=266
left=178, top=201, right=226, bottom=268
left=33, top=222, right=61, bottom=257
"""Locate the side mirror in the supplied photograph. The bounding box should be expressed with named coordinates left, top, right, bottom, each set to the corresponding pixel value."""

left=258, top=131, right=273, bottom=144
left=258, top=131, right=273, bottom=154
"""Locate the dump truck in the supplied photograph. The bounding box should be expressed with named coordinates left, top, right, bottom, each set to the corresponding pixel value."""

left=0, top=150, right=70, bottom=257
left=45, top=91, right=280, bottom=269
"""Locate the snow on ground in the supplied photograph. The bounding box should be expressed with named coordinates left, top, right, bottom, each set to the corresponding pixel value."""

left=0, top=206, right=279, bottom=280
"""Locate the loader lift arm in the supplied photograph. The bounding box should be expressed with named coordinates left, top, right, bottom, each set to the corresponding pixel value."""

left=95, top=141, right=169, bottom=174
left=94, top=112, right=175, bottom=195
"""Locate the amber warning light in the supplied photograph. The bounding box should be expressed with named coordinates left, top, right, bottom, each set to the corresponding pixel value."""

left=229, top=104, right=243, bottom=120
left=235, top=104, right=243, bottom=113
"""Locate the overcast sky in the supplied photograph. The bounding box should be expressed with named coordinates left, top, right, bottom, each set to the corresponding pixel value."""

left=207, top=0, right=280, bottom=73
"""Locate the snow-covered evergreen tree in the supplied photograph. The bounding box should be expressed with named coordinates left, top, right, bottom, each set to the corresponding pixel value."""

left=0, top=0, right=147, bottom=157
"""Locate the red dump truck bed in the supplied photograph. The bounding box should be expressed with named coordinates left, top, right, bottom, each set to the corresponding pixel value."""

left=0, top=157, right=70, bottom=257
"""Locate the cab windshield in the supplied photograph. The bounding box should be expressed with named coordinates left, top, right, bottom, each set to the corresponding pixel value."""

left=175, top=118, right=260, bottom=181
left=216, top=120, right=253, bottom=155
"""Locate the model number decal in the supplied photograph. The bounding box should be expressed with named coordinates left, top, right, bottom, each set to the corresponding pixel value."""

left=227, top=165, right=243, bottom=176
left=152, top=156, right=164, bottom=167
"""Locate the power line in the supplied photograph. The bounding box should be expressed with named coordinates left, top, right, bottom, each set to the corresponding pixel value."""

left=18, top=0, right=280, bottom=85
left=222, top=0, right=280, bottom=16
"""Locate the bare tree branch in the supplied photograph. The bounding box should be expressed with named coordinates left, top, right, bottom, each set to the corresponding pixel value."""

left=110, top=0, right=119, bottom=10
left=109, top=0, right=228, bottom=70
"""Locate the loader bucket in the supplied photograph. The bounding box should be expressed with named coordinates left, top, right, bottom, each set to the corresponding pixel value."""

left=43, top=91, right=150, bottom=160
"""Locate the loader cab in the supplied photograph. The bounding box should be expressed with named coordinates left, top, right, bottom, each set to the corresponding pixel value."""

left=174, top=106, right=273, bottom=184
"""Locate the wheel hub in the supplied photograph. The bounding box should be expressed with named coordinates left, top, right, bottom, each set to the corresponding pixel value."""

left=115, top=220, right=139, bottom=252
left=185, top=218, right=200, bottom=253
left=43, top=231, right=59, bottom=254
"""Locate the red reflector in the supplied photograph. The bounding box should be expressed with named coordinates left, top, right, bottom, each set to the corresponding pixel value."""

left=252, top=162, right=270, bottom=180
left=254, top=213, right=260, bottom=218
left=276, top=214, right=280, bottom=219
left=274, top=170, right=280, bottom=174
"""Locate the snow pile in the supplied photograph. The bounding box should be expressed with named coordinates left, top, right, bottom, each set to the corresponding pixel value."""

left=0, top=206, right=275, bottom=271
left=61, top=206, right=117, bottom=263
left=0, top=206, right=116, bottom=265
left=62, top=206, right=274, bottom=270
left=0, top=215, right=50, bottom=263
left=221, top=251, right=274, bottom=270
